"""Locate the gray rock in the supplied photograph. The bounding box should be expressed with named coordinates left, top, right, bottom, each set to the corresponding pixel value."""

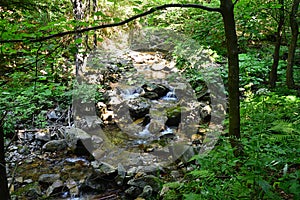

left=42, top=139, right=67, bottom=152
left=142, top=91, right=159, bottom=100
left=200, top=104, right=211, bottom=121
left=166, top=105, right=181, bottom=126
left=65, top=127, right=93, bottom=156
left=127, top=167, right=137, bottom=176
left=38, top=174, right=60, bottom=184
left=24, top=179, right=33, bottom=184
left=142, top=83, right=169, bottom=98
left=66, top=179, right=79, bottom=197
left=151, top=63, right=165, bottom=71
left=92, top=161, right=116, bottom=174
left=139, top=185, right=153, bottom=198
left=36, top=131, right=51, bottom=142
left=91, top=135, right=103, bottom=145
left=128, top=175, right=161, bottom=192
left=46, top=180, right=64, bottom=197
left=148, top=120, right=165, bottom=134
left=136, top=165, right=164, bottom=175
left=65, top=127, right=91, bottom=141
left=127, top=98, right=151, bottom=120
left=125, top=186, right=142, bottom=198
left=117, top=163, right=126, bottom=185
left=47, top=110, right=59, bottom=120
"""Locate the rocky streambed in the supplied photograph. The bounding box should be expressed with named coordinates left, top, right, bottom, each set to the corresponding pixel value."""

left=6, top=30, right=226, bottom=199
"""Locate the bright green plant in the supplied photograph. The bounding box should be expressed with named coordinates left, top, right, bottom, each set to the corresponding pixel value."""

left=162, top=89, right=300, bottom=199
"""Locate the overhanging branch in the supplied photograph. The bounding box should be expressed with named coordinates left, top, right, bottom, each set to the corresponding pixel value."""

left=0, top=3, right=221, bottom=44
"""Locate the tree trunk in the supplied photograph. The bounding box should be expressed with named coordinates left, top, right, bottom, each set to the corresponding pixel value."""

left=269, top=0, right=284, bottom=88
left=93, top=0, right=97, bottom=48
left=220, top=0, right=242, bottom=156
left=71, top=0, right=85, bottom=78
left=0, top=118, right=10, bottom=200
left=85, top=0, right=91, bottom=51
left=286, top=0, right=299, bottom=89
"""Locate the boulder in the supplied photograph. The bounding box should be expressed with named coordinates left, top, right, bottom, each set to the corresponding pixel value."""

left=141, top=92, right=159, bottom=100
left=127, top=98, right=151, bottom=120
left=46, top=180, right=65, bottom=197
left=127, top=175, right=161, bottom=192
left=65, top=127, right=93, bottom=156
left=200, top=104, right=212, bottom=122
left=38, top=174, right=60, bottom=184
left=139, top=185, right=153, bottom=198
left=142, top=83, right=169, bottom=98
left=42, top=139, right=67, bottom=152
left=35, top=130, right=51, bottom=142
left=166, top=105, right=181, bottom=127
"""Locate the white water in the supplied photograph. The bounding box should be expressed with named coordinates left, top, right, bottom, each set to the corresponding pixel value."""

left=119, top=87, right=144, bottom=99
left=137, top=123, right=151, bottom=138
left=162, top=89, right=177, bottom=101
left=160, top=127, right=173, bottom=135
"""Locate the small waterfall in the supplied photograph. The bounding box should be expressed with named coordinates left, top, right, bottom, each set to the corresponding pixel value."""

left=160, top=126, right=177, bottom=140
left=160, top=127, right=173, bottom=135
left=162, top=89, right=177, bottom=101
left=119, top=87, right=144, bottom=99
left=138, top=123, right=151, bottom=137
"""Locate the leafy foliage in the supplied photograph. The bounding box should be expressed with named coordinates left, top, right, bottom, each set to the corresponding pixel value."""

left=162, top=91, right=300, bottom=199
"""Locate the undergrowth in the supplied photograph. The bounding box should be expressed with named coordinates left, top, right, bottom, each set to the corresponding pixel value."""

left=162, top=91, right=300, bottom=200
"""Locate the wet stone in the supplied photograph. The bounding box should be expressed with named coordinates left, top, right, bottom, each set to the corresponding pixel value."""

left=46, top=180, right=65, bottom=197
left=125, top=186, right=142, bottom=198
left=127, top=98, right=151, bottom=120
left=35, top=131, right=51, bottom=142
left=38, top=174, right=60, bottom=184
left=127, top=175, right=161, bottom=192
left=139, top=185, right=153, bottom=198
left=142, top=91, right=159, bottom=100
left=42, top=139, right=67, bottom=152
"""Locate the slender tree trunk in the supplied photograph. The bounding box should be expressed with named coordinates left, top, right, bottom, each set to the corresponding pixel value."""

left=93, top=0, right=97, bottom=48
left=0, top=117, right=10, bottom=200
left=220, top=0, right=242, bottom=156
left=85, top=0, right=91, bottom=51
left=269, top=0, right=284, bottom=88
left=286, top=0, right=299, bottom=88
left=71, top=0, right=85, bottom=77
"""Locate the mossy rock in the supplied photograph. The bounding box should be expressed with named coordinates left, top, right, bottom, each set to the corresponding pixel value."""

left=166, top=105, right=181, bottom=127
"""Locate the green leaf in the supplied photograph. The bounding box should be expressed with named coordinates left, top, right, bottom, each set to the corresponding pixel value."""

left=94, top=11, right=107, bottom=17
left=113, top=17, right=121, bottom=23
left=258, top=179, right=271, bottom=193
left=134, top=1, right=142, bottom=4
left=183, top=193, right=202, bottom=200
left=75, top=38, right=82, bottom=44
left=133, top=7, right=142, bottom=13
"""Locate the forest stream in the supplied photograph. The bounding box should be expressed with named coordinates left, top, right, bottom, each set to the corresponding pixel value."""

left=6, top=31, right=225, bottom=199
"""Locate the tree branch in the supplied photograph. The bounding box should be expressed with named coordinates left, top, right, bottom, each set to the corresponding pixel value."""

left=0, top=3, right=221, bottom=44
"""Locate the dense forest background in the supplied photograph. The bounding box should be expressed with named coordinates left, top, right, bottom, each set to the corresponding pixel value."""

left=0, top=0, right=299, bottom=199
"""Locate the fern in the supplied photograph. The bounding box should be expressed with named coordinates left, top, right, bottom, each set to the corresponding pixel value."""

left=187, top=170, right=213, bottom=179
left=269, top=120, right=300, bottom=142
left=183, top=193, right=202, bottom=200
